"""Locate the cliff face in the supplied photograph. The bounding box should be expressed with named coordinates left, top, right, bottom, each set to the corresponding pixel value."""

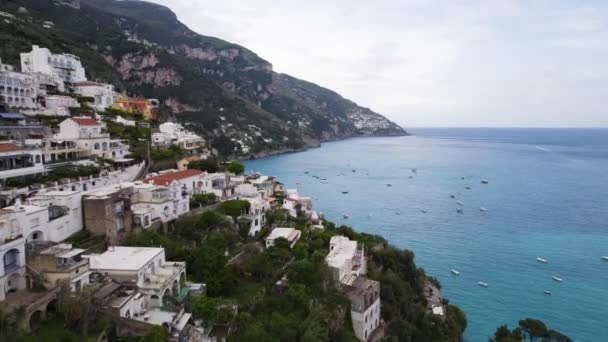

left=0, top=0, right=407, bottom=157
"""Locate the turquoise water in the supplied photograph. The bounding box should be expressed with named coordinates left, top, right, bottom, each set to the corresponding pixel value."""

left=244, top=128, right=608, bottom=342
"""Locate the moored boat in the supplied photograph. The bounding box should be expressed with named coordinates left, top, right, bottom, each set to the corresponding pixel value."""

left=457, top=208, right=464, bottom=214
left=481, top=180, right=489, bottom=184
left=457, top=201, right=464, bottom=206
left=480, top=206, right=488, bottom=212
left=537, top=257, right=548, bottom=263
left=552, top=276, right=563, bottom=282
left=544, top=290, right=552, bottom=295
left=451, top=269, right=460, bottom=275
left=602, top=256, right=608, bottom=261
left=478, top=282, right=489, bottom=287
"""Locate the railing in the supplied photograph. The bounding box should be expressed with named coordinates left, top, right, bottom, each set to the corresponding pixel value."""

left=1, top=234, right=23, bottom=245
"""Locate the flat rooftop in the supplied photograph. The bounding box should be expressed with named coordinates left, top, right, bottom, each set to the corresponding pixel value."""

left=87, top=246, right=164, bottom=271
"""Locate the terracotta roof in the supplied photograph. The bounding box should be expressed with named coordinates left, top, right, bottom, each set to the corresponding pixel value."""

left=184, top=156, right=202, bottom=162
left=71, top=117, right=101, bottom=126
left=144, top=169, right=203, bottom=186
left=0, top=143, right=25, bottom=153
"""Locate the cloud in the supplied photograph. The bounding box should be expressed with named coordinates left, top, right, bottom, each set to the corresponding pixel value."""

left=147, top=0, right=608, bottom=127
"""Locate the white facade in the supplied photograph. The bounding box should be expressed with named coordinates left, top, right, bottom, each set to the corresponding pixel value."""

left=115, top=116, right=136, bottom=127
left=0, top=209, right=27, bottom=301
left=73, top=81, right=114, bottom=112
left=129, top=181, right=191, bottom=226
left=351, top=298, right=381, bottom=341
left=265, top=227, right=301, bottom=249
left=0, top=144, right=45, bottom=180
left=20, top=45, right=86, bottom=86
left=43, top=95, right=79, bottom=116
left=55, top=117, right=112, bottom=158
left=326, top=236, right=367, bottom=281
left=86, top=246, right=186, bottom=307
left=0, top=59, right=36, bottom=109
left=152, top=122, right=204, bottom=153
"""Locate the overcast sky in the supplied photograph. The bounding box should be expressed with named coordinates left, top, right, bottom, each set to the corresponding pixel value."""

left=148, top=0, right=608, bottom=128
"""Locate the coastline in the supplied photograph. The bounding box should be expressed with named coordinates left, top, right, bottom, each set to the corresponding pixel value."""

left=245, top=130, right=411, bottom=160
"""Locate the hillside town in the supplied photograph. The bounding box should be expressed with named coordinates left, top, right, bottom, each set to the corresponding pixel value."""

left=0, top=44, right=399, bottom=342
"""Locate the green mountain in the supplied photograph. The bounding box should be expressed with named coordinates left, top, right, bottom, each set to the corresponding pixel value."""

left=0, top=0, right=406, bottom=157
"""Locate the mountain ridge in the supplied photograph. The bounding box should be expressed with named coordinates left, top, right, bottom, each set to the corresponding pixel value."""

left=0, top=0, right=407, bottom=157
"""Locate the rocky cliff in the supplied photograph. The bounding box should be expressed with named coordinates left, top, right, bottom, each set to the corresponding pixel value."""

left=0, top=0, right=407, bottom=157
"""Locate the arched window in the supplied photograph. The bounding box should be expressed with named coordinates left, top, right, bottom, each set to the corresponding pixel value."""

left=94, top=143, right=100, bottom=150
left=35, top=155, right=41, bottom=164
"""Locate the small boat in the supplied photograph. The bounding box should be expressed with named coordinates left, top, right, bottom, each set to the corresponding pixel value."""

left=461, top=177, right=465, bottom=180
left=478, top=282, right=489, bottom=287
left=457, top=201, right=464, bottom=206
left=304, top=171, right=309, bottom=174
left=552, top=276, right=563, bottom=282
left=544, top=290, right=552, bottom=295
left=457, top=208, right=464, bottom=214
left=465, top=186, right=472, bottom=190
left=343, top=214, right=349, bottom=219
left=480, top=207, right=488, bottom=212
left=602, top=256, right=608, bottom=261
left=481, top=180, right=489, bottom=184
left=409, top=175, right=413, bottom=179
left=352, top=169, right=356, bottom=173
left=537, top=257, right=548, bottom=263
left=451, top=269, right=460, bottom=275
left=320, top=178, right=327, bottom=181
left=450, top=195, right=455, bottom=199
left=341, top=191, right=349, bottom=194
left=421, top=210, right=428, bottom=214
left=412, top=168, right=418, bottom=173
left=387, top=184, right=392, bottom=187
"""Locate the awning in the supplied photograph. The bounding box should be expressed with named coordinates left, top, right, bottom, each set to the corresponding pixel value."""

left=0, top=113, right=26, bottom=119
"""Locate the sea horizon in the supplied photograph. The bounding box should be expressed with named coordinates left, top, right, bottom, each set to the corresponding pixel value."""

left=244, top=127, right=608, bottom=341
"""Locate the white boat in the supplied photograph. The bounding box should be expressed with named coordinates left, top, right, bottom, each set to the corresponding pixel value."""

left=457, top=201, right=464, bottom=206
left=544, top=290, right=552, bottom=295
left=478, top=282, right=489, bottom=287
left=536, top=257, right=548, bottom=263
left=451, top=269, right=460, bottom=275
left=552, top=276, right=563, bottom=282
left=602, top=256, right=608, bottom=261
left=480, top=207, right=488, bottom=212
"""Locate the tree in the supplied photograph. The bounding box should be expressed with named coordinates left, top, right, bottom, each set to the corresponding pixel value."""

left=218, top=200, right=250, bottom=219
left=226, top=160, right=245, bottom=175
left=142, top=325, right=168, bottom=342
left=519, top=318, right=547, bottom=341
left=189, top=158, right=220, bottom=173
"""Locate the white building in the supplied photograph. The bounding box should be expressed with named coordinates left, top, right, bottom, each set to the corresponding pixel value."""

left=0, top=208, right=27, bottom=301
left=326, top=236, right=367, bottom=282
left=326, top=236, right=380, bottom=341
left=265, top=227, right=301, bottom=249
left=43, top=95, right=79, bottom=116
left=237, top=196, right=270, bottom=236
left=128, top=181, right=191, bottom=227
left=143, top=169, right=205, bottom=195
left=115, top=116, right=136, bottom=127
left=55, top=117, right=112, bottom=158
left=199, top=173, right=237, bottom=201
left=73, top=81, right=114, bottom=112
left=86, top=246, right=186, bottom=308
left=0, top=143, right=45, bottom=180
left=152, top=122, right=204, bottom=154
left=20, top=45, right=86, bottom=87
left=0, top=59, right=36, bottom=110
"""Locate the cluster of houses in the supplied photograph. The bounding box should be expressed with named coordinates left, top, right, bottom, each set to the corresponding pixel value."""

left=0, top=44, right=207, bottom=187
left=1, top=45, right=157, bottom=120
left=0, top=44, right=384, bottom=342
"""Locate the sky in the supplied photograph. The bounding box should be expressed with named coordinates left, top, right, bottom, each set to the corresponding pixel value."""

left=148, top=0, right=608, bottom=128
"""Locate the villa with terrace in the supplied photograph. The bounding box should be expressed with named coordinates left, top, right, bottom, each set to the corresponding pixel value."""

left=86, top=246, right=187, bottom=309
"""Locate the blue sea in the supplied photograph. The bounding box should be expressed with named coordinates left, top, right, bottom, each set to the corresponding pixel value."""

left=244, top=128, right=608, bottom=342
